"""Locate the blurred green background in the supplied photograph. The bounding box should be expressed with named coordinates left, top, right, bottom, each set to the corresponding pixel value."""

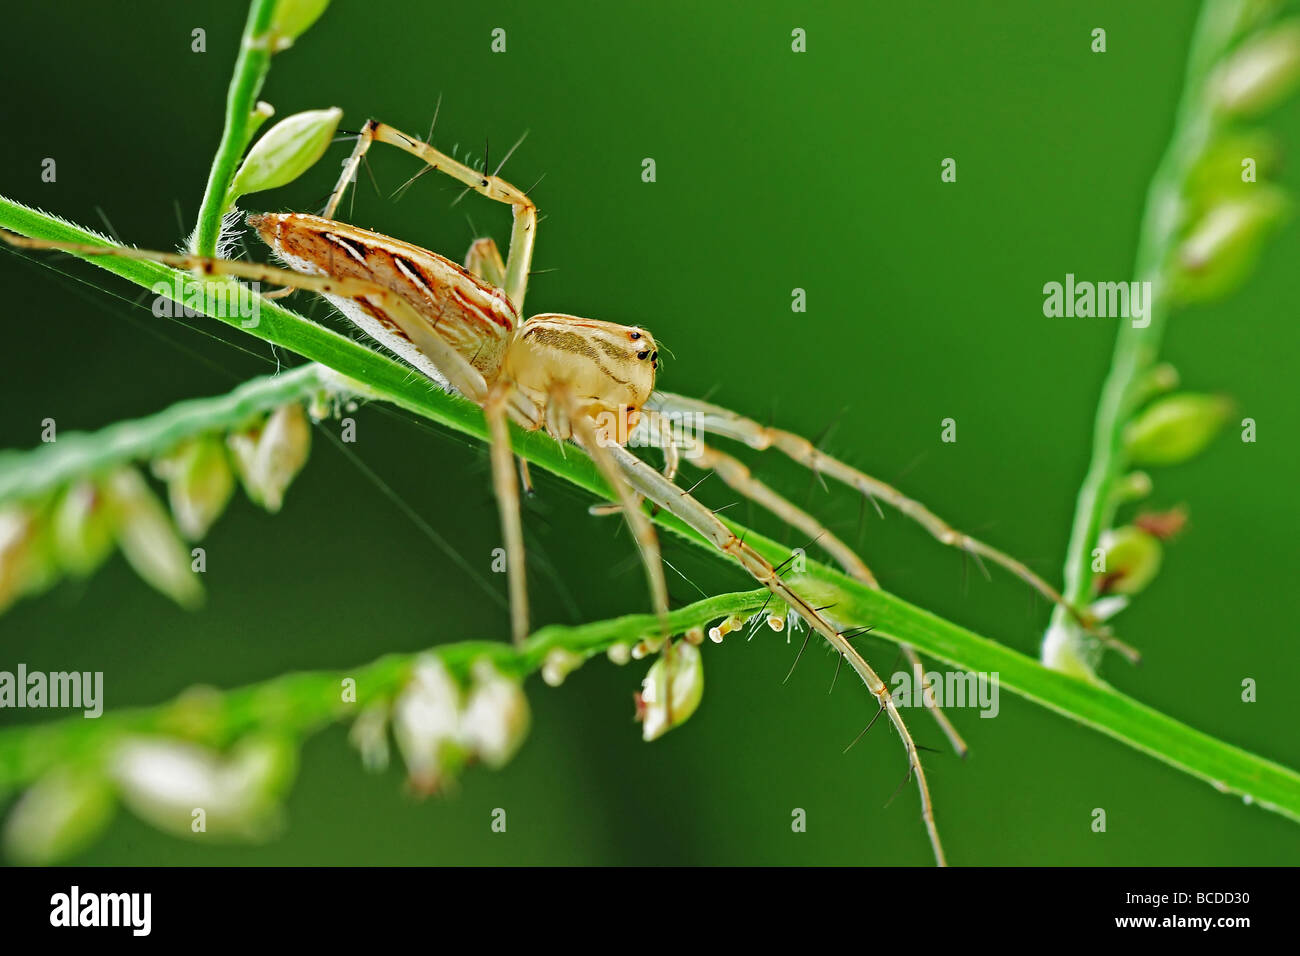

left=1, top=0, right=1297, bottom=865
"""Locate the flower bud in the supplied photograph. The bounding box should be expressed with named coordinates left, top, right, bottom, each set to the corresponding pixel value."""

left=2, top=768, right=116, bottom=865
left=0, top=506, right=36, bottom=612
left=110, top=734, right=293, bottom=839
left=1096, top=526, right=1163, bottom=596
left=708, top=615, right=743, bottom=643
left=226, top=734, right=298, bottom=810
left=1186, top=131, right=1280, bottom=202
left=1114, top=471, right=1153, bottom=505
left=631, top=636, right=665, bottom=660
left=52, top=482, right=115, bottom=576
left=1124, top=393, right=1233, bottom=466
left=391, top=656, right=462, bottom=794
left=103, top=468, right=203, bottom=608
left=226, top=107, right=342, bottom=203
left=458, top=661, right=530, bottom=768
left=248, top=100, right=275, bottom=140
left=349, top=703, right=390, bottom=772
left=152, top=436, right=235, bottom=540
left=111, top=738, right=219, bottom=837
left=1138, top=363, right=1180, bottom=401
left=636, top=642, right=704, bottom=742
left=270, top=0, right=331, bottom=51
left=541, top=647, right=583, bottom=686
left=229, top=403, right=312, bottom=513
left=1212, top=21, right=1300, bottom=116
left=307, top=388, right=336, bottom=423
left=1172, top=191, right=1285, bottom=302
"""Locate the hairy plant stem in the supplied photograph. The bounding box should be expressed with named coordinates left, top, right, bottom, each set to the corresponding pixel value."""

left=1, top=196, right=1299, bottom=823
left=1046, top=0, right=1249, bottom=675
left=192, top=0, right=279, bottom=256
left=0, top=364, right=332, bottom=505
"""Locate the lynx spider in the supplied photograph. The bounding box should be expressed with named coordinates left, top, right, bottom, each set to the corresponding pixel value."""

left=2, top=117, right=1136, bottom=865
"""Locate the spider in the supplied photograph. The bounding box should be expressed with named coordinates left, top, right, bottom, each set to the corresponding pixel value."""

left=0, top=118, right=1127, bottom=866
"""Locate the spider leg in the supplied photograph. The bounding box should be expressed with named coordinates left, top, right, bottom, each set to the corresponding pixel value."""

left=655, top=419, right=682, bottom=482
left=588, top=414, right=679, bottom=516
left=553, top=388, right=669, bottom=635
left=463, top=236, right=534, bottom=496
left=464, top=237, right=508, bottom=290
left=326, top=120, right=537, bottom=313
left=485, top=385, right=530, bottom=645
left=607, top=442, right=945, bottom=866
left=663, top=414, right=968, bottom=757
left=901, top=645, right=967, bottom=759
left=687, top=431, right=878, bottom=586
left=648, top=391, right=1140, bottom=663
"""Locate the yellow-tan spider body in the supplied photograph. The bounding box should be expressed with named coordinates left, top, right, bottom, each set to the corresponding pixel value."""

left=248, top=212, right=658, bottom=447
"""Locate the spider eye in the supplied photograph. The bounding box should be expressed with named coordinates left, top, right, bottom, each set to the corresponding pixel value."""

left=650, top=351, right=658, bottom=361
left=636, top=350, right=650, bottom=360
left=630, top=331, right=641, bottom=340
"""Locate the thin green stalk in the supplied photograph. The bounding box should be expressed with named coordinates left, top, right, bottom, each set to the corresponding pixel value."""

left=0, top=364, right=330, bottom=505
left=192, top=0, right=279, bottom=256
left=1, top=197, right=1298, bottom=824
left=0, top=591, right=764, bottom=792
left=1048, top=0, right=1250, bottom=673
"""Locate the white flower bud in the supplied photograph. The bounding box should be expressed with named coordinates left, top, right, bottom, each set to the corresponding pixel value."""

left=708, top=615, right=742, bottom=643
left=392, top=656, right=462, bottom=794
left=458, top=661, right=530, bottom=768
left=104, top=468, right=203, bottom=608
left=229, top=403, right=312, bottom=513
left=349, top=703, right=390, bottom=772
left=110, top=735, right=293, bottom=839
left=541, top=648, right=583, bottom=686
left=637, top=642, right=705, bottom=742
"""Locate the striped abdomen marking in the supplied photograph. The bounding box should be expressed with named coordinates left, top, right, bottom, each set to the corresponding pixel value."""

left=248, top=212, right=517, bottom=376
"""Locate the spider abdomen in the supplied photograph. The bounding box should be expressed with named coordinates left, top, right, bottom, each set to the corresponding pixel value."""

left=249, top=212, right=517, bottom=380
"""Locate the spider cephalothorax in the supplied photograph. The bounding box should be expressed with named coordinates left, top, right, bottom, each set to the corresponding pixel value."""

left=507, top=316, right=657, bottom=442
